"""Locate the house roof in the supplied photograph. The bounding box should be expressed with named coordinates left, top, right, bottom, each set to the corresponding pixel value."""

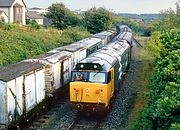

left=26, top=11, right=43, bottom=19
left=14, top=3, right=23, bottom=7
left=0, top=0, right=26, bottom=7
left=0, top=0, right=14, bottom=7
left=29, top=7, right=43, bottom=10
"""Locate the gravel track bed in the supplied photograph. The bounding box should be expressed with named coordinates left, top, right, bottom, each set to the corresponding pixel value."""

left=100, top=44, right=142, bottom=130
left=100, top=61, right=141, bottom=130
left=41, top=103, right=77, bottom=130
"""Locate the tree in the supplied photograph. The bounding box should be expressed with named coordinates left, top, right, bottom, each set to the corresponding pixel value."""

left=83, top=7, right=113, bottom=34
left=153, top=0, right=180, bottom=31
left=46, top=3, right=81, bottom=29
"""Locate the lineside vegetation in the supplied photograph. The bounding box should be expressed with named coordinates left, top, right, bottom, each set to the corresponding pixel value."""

left=134, top=1, right=180, bottom=128
left=0, top=22, right=90, bottom=66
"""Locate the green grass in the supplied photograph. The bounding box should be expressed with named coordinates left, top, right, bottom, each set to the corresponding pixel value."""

left=0, top=24, right=90, bottom=66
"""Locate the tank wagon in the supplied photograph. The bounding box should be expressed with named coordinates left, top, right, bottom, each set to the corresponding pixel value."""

left=0, top=29, right=117, bottom=129
left=69, top=40, right=131, bottom=112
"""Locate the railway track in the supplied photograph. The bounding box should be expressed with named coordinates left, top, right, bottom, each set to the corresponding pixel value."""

left=27, top=90, right=70, bottom=130
left=66, top=114, right=102, bottom=130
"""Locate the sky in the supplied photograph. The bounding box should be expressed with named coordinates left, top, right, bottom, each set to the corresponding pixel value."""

left=25, top=0, right=178, bottom=14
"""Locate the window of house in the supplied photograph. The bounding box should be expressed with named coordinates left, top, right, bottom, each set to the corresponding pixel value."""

left=16, top=7, right=22, bottom=13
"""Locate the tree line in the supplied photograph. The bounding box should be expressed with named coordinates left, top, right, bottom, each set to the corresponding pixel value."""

left=46, top=3, right=113, bottom=34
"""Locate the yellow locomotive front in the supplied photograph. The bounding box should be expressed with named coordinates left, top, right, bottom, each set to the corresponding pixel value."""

left=70, top=63, right=114, bottom=112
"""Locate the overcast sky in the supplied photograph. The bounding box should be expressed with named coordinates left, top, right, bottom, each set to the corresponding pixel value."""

left=25, top=0, right=178, bottom=14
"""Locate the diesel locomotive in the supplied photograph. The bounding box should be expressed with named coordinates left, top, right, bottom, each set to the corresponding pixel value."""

left=70, top=39, right=132, bottom=112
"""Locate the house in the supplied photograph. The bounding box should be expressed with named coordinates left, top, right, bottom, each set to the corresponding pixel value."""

left=0, top=0, right=26, bottom=25
left=26, top=11, right=43, bottom=25
left=43, top=16, right=53, bottom=26
left=27, top=7, right=48, bottom=14
left=0, top=10, right=8, bottom=22
left=73, top=9, right=86, bottom=15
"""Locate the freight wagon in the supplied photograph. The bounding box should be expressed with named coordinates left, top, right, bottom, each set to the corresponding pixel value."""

left=0, top=62, right=45, bottom=129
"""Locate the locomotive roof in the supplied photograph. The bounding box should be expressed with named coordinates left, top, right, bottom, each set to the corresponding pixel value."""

left=0, top=62, right=44, bottom=82
left=115, top=32, right=133, bottom=45
left=99, top=31, right=113, bottom=36
left=78, top=40, right=130, bottom=71
left=120, top=25, right=132, bottom=32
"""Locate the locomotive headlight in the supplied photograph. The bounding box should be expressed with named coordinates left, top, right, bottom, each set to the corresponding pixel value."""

left=94, top=65, right=97, bottom=69
left=80, top=64, right=84, bottom=68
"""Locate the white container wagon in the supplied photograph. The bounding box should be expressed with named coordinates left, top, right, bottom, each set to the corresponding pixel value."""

left=79, top=38, right=103, bottom=56
left=50, top=43, right=87, bottom=69
left=0, top=62, right=45, bottom=129
left=51, top=37, right=103, bottom=69
left=26, top=51, right=73, bottom=95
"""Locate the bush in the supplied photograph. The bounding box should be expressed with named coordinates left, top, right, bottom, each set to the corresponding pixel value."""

left=134, top=30, right=180, bottom=130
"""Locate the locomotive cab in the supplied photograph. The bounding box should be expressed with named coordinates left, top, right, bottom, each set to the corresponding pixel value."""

left=70, top=63, right=115, bottom=112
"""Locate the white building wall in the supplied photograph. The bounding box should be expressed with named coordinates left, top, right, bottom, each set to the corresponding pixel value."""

left=9, top=6, right=13, bottom=24
left=0, top=7, right=9, bottom=23
left=0, top=7, right=9, bottom=16
left=0, top=12, right=8, bottom=22
left=35, top=18, right=43, bottom=25
left=28, top=9, right=47, bottom=14
left=12, top=0, right=26, bottom=25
